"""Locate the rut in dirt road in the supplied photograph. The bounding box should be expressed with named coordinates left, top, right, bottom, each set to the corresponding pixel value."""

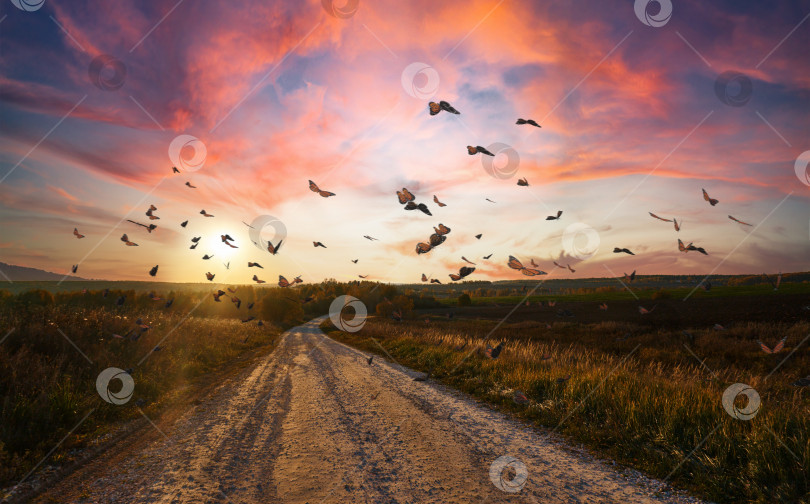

left=36, top=318, right=708, bottom=504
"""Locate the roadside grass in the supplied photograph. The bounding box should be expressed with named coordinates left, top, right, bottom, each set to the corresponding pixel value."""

left=324, top=316, right=810, bottom=504
left=0, top=303, right=283, bottom=490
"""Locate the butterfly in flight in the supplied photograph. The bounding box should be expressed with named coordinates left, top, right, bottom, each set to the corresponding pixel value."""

left=206, top=272, right=215, bottom=281
left=467, top=145, right=494, bottom=156
left=484, top=342, right=503, bottom=358
left=421, top=273, right=428, bottom=282
left=200, top=209, right=214, bottom=217
left=221, top=235, right=238, bottom=248
left=120, top=234, right=138, bottom=246
left=433, top=195, right=447, bottom=207
left=648, top=212, right=672, bottom=222
left=351, top=259, right=359, bottom=263
left=149, top=265, right=158, bottom=277
left=517, top=177, right=529, bottom=186
left=516, top=118, right=541, bottom=128
left=185, top=181, right=197, bottom=189
left=702, top=188, right=719, bottom=206
left=758, top=336, right=787, bottom=354
left=172, top=166, right=180, bottom=173
left=73, top=228, right=85, bottom=239
left=248, top=262, right=263, bottom=268
left=546, top=210, right=563, bottom=220
left=673, top=218, right=681, bottom=232
left=127, top=220, right=157, bottom=233
left=180, top=220, right=188, bottom=228
left=364, top=235, right=378, bottom=241
left=449, top=266, right=475, bottom=281
left=428, top=100, right=460, bottom=115
left=613, top=247, right=635, bottom=255
left=461, top=256, right=476, bottom=265
left=397, top=188, right=415, bottom=204
left=507, top=256, right=546, bottom=276
left=404, top=201, right=432, bottom=215
left=728, top=215, right=752, bottom=226
left=71, top=264, right=78, bottom=274
left=146, top=205, right=159, bottom=220
left=313, top=241, right=327, bottom=248
left=482, top=253, right=492, bottom=260
left=309, top=180, right=335, bottom=198
left=267, top=240, right=283, bottom=255
left=623, top=270, right=636, bottom=282
left=213, top=290, right=226, bottom=302
left=430, top=278, right=442, bottom=284
left=475, top=233, right=482, bottom=239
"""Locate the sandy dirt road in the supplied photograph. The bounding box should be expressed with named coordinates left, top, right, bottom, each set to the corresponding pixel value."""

left=34, top=317, right=707, bottom=504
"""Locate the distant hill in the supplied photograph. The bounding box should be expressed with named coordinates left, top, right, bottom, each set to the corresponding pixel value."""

left=0, top=262, right=90, bottom=282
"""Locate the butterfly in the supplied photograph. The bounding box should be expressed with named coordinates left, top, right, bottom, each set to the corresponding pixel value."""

left=638, top=305, right=656, bottom=314
left=351, top=259, right=359, bottom=263
left=221, top=234, right=238, bottom=248
left=213, top=290, right=226, bottom=302
left=404, top=201, right=432, bottom=215
left=613, top=247, right=635, bottom=255
left=172, top=166, right=180, bottom=173
left=728, top=215, right=752, bottom=226
left=313, top=241, right=327, bottom=248
left=702, top=188, right=719, bottom=206
left=467, top=145, right=494, bottom=156
left=248, top=262, right=263, bottom=268
left=397, top=188, right=415, bottom=204
left=475, top=234, right=482, bottom=239
left=433, top=195, right=447, bottom=207
left=364, top=235, right=378, bottom=241
left=278, top=275, right=291, bottom=288
left=461, top=256, right=476, bottom=265
left=449, top=266, right=475, bottom=281
left=673, top=218, right=681, bottom=232
left=507, top=255, right=546, bottom=276
left=231, top=296, right=242, bottom=309
left=149, top=265, right=158, bottom=277
left=71, top=264, right=78, bottom=274
left=120, top=234, right=138, bottom=246
left=421, top=273, right=428, bottom=282
left=200, top=209, right=214, bottom=217
left=206, top=272, right=215, bottom=281
left=516, top=118, right=541, bottom=128
left=484, top=342, right=503, bottom=358
left=309, top=180, right=335, bottom=197
left=517, top=177, right=529, bottom=186
left=267, top=240, right=283, bottom=255
left=430, top=278, right=442, bottom=284
left=146, top=205, right=159, bottom=220
left=253, top=275, right=265, bottom=284
left=546, top=210, right=563, bottom=220
left=428, top=100, right=460, bottom=115
left=127, top=220, right=157, bottom=233
left=73, top=228, right=85, bottom=239
left=359, top=275, right=369, bottom=279
left=415, top=242, right=432, bottom=254
left=180, top=220, right=188, bottom=228
left=599, top=302, right=608, bottom=311
left=434, top=223, right=451, bottom=235
left=482, top=253, right=492, bottom=260
left=185, top=182, right=197, bottom=189
left=757, top=336, right=787, bottom=354
left=648, top=212, right=672, bottom=222
left=429, top=233, right=446, bottom=247
left=624, top=270, right=636, bottom=282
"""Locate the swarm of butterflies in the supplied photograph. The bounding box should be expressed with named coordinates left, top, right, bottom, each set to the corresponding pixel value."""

left=64, top=99, right=795, bottom=372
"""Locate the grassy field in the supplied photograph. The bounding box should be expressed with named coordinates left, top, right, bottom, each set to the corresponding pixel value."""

left=324, top=291, right=810, bottom=504
left=0, top=288, right=287, bottom=491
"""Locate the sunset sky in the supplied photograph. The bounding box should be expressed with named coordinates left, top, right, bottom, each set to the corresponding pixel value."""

left=0, top=0, right=808, bottom=284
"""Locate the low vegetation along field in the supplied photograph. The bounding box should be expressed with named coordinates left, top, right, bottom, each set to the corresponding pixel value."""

left=326, top=288, right=810, bottom=504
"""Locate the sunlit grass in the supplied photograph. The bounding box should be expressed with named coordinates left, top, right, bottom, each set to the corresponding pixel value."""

left=326, top=316, right=810, bottom=504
